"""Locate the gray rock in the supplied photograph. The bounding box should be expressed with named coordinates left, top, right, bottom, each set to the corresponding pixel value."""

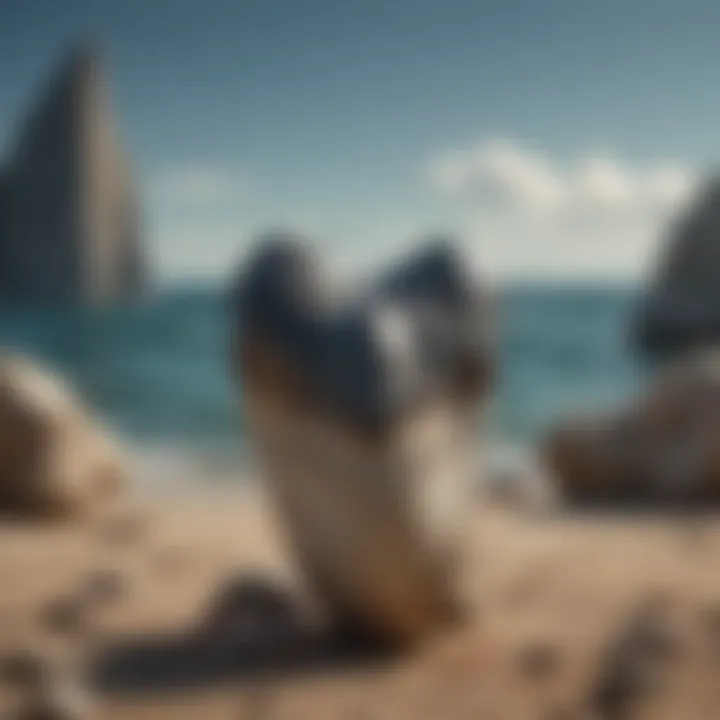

left=635, top=177, right=720, bottom=358
left=0, top=650, right=48, bottom=688
left=517, top=641, right=562, bottom=680
left=0, top=45, right=146, bottom=305
left=591, top=596, right=681, bottom=719
left=0, top=354, right=127, bottom=520
left=1, top=644, right=82, bottom=692
left=20, top=678, right=95, bottom=720
left=81, top=569, right=127, bottom=605
left=97, top=511, right=147, bottom=547
left=543, top=349, right=720, bottom=505
left=42, top=597, right=87, bottom=637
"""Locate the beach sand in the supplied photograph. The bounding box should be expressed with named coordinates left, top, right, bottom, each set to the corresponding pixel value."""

left=1, top=483, right=720, bottom=719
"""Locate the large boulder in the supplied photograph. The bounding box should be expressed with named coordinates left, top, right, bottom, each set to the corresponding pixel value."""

left=230, top=232, right=492, bottom=647
left=543, top=350, right=720, bottom=506
left=634, top=178, right=720, bottom=358
left=0, top=354, right=126, bottom=519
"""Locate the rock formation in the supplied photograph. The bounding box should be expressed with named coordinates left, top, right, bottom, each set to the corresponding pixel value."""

left=635, top=178, right=720, bottom=357
left=0, top=354, right=127, bottom=519
left=543, top=349, right=720, bottom=505
left=0, top=46, right=146, bottom=304
left=231, top=232, right=492, bottom=647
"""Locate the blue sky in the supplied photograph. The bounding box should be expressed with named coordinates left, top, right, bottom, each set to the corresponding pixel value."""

left=1, top=0, right=719, bottom=282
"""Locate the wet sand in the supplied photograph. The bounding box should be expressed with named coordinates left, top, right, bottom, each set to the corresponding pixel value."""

left=1, top=484, right=720, bottom=719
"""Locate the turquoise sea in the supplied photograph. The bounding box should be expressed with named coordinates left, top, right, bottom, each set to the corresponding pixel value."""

left=0, top=285, right=646, bottom=484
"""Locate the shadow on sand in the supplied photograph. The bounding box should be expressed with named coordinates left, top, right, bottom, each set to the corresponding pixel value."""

left=557, top=498, right=720, bottom=520
left=92, top=574, right=393, bottom=696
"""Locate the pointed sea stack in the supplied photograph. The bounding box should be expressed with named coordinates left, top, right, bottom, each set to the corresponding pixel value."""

left=0, top=45, right=146, bottom=304
left=231, top=233, right=493, bottom=648
left=635, top=177, right=720, bottom=358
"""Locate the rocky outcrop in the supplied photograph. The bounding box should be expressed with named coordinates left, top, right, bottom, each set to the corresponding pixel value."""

left=635, top=179, right=720, bottom=358
left=0, top=172, right=9, bottom=291
left=0, top=354, right=127, bottom=519
left=0, top=46, right=146, bottom=304
left=231, top=233, right=492, bottom=647
left=543, top=349, right=720, bottom=505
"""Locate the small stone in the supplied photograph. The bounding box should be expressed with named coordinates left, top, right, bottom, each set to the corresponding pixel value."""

left=14, top=648, right=92, bottom=720
left=153, top=546, right=189, bottom=575
left=42, top=597, right=86, bottom=636
left=0, top=644, right=79, bottom=694
left=590, top=597, right=680, bottom=719
left=206, top=574, right=306, bottom=665
left=593, top=657, right=650, bottom=720
left=700, top=603, right=720, bottom=659
left=82, top=569, right=126, bottom=605
left=19, top=679, right=94, bottom=720
left=517, top=642, right=562, bottom=680
left=211, top=574, right=298, bottom=625
left=544, top=708, right=575, bottom=720
left=625, top=604, right=681, bottom=661
left=0, top=650, right=47, bottom=688
left=701, top=603, right=720, bottom=634
left=703, top=604, right=720, bottom=630
left=98, top=511, right=147, bottom=547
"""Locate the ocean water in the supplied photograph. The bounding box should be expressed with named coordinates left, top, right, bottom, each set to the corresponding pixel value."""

left=0, top=285, right=646, bottom=484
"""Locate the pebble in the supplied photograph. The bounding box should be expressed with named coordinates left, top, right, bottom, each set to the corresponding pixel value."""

left=517, top=641, right=562, bottom=680
left=153, top=545, right=189, bottom=575
left=591, top=596, right=681, bottom=719
left=81, top=568, right=127, bottom=605
left=98, top=511, right=147, bottom=547
left=19, top=679, right=94, bottom=720
left=3, top=647, right=94, bottom=720
left=543, top=708, right=576, bottom=720
left=42, top=597, right=86, bottom=636
left=211, top=574, right=298, bottom=626
left=6, top=644, right=80, bottom=682
left=0, top=650, right=47, bottom=688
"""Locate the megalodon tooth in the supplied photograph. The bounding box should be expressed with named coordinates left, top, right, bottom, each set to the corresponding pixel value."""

left=231, top=231, right=492, bottom=647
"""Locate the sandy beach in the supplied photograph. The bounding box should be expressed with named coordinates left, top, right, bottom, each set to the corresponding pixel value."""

left=0, top=482, right=719, bottom=719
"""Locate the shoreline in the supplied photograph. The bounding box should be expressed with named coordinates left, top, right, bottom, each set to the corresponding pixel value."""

left=126, top=438, right=540, bottom=495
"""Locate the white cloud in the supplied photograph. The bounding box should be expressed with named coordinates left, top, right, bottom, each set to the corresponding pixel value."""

left=152, top=165, right=248, bottom=208
left=425, top=137, right=701, bottom=281
left=143, top=142, right=701, bottom=284
left=574, top=156, right=636, bottom=210
left=427, top=138, right=697, bottom=218
left=640, top=164, right=696, bottom=207
left=429, top=139, right=566, bottom=215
